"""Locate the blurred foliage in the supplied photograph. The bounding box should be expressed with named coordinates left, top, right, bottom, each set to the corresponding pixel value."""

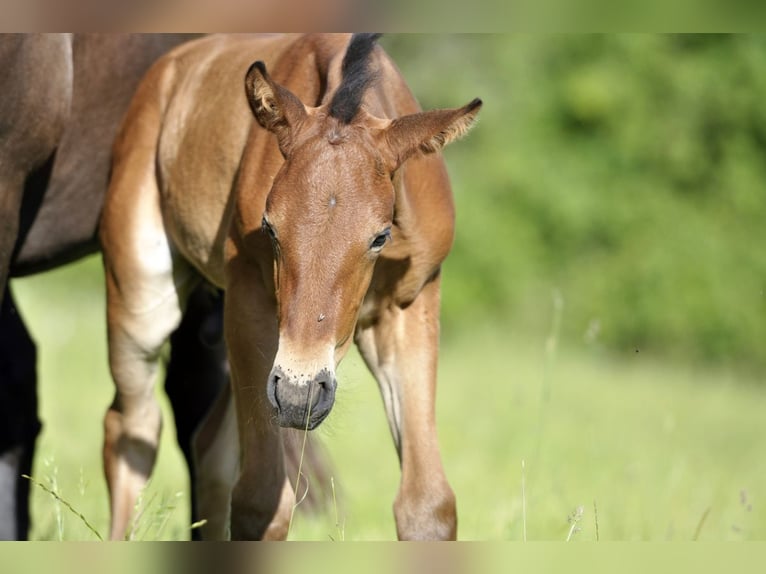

left=382, top=34, right=766, bottom=370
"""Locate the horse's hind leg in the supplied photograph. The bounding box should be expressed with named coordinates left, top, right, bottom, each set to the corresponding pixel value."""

left=100, top=146, right=198, bottom=540
left=165, top=286, right=234, bottom=540
left=0, top=287, right=40, bottom=540
left=355, top=274, right=456, bottom=540
left=190, top=381, right=238, bottom=540
left=0, top=171, right=38, bottom=541
left=102, top=233, right=195, bottom=539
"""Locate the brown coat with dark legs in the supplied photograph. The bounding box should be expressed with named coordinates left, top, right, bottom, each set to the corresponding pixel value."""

left=101, top=33, right=481, bottom=540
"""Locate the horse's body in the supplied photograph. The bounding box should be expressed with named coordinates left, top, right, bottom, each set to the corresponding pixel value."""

left=102, top=33, right=480, bottom=540
left=0, top=33, right=227, bottom=540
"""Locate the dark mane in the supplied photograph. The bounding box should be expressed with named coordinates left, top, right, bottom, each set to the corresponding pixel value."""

left=328, top=33, right=382, bottom=124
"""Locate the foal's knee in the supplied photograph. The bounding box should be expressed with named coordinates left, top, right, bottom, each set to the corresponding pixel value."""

left=394, top=480, right=457, bottom=541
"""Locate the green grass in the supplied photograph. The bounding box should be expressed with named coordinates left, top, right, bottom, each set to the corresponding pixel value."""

left=10, top=255, right=766, bottom=540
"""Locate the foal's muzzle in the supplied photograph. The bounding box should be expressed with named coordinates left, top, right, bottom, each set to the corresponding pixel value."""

left=266, top=366, right=337, bottom=430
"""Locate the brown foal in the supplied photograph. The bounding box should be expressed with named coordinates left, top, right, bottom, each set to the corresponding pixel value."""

left=100, top=33, right=481, bottom=540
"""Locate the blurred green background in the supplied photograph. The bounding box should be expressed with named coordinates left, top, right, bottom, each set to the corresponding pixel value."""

left=9, top=34, right=766, bottom=541
left=385, top=34, right=766, bottom=370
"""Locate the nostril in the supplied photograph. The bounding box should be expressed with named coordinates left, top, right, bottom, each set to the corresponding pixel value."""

left=315, top=370, right=335, bottom=391
left=314, top=377, right=335, bottom=400
left=309, top=380, right=323, bottom=405
left=267, top=369, right=283, bottom=411
left=312, top=375, right=337, bottom=410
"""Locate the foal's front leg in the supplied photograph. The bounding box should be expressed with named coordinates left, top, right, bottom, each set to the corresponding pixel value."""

left=355, top=275, right=457, bottom=540
left=224, top=257, right=294, bottom=540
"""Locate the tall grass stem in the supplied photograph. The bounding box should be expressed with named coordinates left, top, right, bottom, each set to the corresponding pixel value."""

left=693, top=507, right=711, bottom=541
left=521, top=459, right=527, bottom=542
left=593, top=499, right=600, bottom=541
left=535, top=290, right=564, bottom=461
left=22, top=474, right=103, bottom=541
left=287, top=383, right=315, bottom=536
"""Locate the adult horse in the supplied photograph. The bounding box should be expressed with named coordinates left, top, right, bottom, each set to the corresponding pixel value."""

left=0, top=34, right=327, bottom=540
left=0, top=33, right=228, bottom=541
left=101, top=33, right=481, bottom=540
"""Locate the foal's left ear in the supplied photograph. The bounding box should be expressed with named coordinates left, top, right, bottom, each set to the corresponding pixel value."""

left=245, top=61, right=308, bottom=157
left=379, top=98, right=482, bottom=171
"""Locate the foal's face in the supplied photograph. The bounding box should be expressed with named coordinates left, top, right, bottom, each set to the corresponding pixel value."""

left=262, top=122, right=394, bottom=429
left=245, top=57, right=480, bottom=430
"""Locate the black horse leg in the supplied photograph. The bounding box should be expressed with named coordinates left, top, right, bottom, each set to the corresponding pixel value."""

left=164, top=285, right=228, bottom=540
left=0, top=286, right=40, bottom=540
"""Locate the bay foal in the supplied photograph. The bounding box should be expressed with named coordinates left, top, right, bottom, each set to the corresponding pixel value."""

left=101, top=33, right=481, bottom=540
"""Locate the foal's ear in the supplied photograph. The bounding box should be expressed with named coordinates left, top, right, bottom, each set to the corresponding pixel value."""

left=380, top=98, right=482, bottom=171
left=245, top=61, right=308, bottom=157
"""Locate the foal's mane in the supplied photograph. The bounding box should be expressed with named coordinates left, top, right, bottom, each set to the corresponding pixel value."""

left=327, top=33, right=382, bottom=124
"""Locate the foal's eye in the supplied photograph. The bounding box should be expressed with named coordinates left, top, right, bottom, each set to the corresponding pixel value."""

left=370, top=228, right=391, bottom=251
left=262, top=217, right=276, bottom=240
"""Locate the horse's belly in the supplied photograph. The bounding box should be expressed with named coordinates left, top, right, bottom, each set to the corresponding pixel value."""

left=159, top=133, right=239, bottom=288
left=156, top=47, right=256, bottom=287
left=161, top=180, right=232, bottom=289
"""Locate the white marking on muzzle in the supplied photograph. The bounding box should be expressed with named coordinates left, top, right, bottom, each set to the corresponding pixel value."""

left=272, top=340, right=335, bottom=387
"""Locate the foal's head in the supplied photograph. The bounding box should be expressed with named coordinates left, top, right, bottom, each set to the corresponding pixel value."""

left=244, top=35, right=481, bottom=429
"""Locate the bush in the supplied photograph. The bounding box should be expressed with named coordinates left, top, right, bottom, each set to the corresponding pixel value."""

left=382, top=34, right=766, bottom=370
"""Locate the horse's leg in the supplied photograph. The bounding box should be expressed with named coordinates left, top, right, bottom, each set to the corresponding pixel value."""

left=224, top=257, right=294, bottom=540
left=164, top=285, right=234, bottom=540
left=0, top=167, right=38, bottom=540
left=355, top=274, right=456, bottom=540
left=190, top=380, right=238, bottom=540
left=102, top=246, right=195, bottom=539
left=100, top=150, right=198, bottom=540
left=0, top=287, right=40, bottom=540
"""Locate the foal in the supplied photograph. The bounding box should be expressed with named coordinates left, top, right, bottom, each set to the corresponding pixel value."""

left=101, top=33, right=481, bottom=540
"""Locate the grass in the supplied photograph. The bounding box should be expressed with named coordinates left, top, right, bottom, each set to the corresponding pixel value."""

left=10, top=255, right=766, bottom=540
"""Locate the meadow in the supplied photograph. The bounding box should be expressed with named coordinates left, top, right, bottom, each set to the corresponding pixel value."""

left=11, top=255, right=765, bottom=540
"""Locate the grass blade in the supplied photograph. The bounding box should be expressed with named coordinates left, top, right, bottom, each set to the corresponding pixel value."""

left=22, top=474, right=103, bottom=541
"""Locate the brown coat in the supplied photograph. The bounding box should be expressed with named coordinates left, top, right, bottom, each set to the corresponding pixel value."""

left=100, top=33, right=480, bottom=541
